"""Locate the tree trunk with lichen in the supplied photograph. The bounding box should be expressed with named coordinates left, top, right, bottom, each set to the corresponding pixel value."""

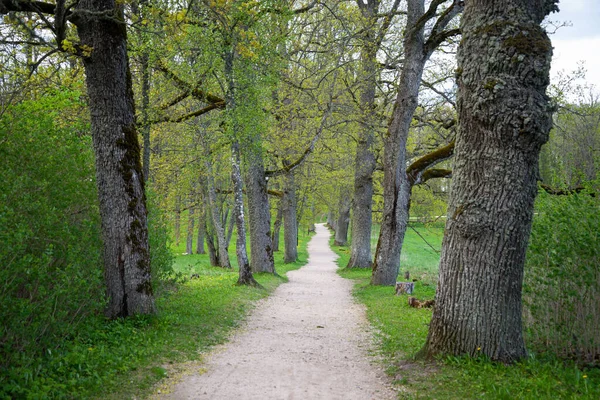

left=224, top=47, right=259, bottom=286
left=76, top=0, right=155, bottom=317
left=421, top=0, right=556, bottom=363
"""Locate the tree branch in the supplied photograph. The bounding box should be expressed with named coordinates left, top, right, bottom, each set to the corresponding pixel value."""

left=540, top=183, right=596, bottom=197
left=407, top=140, right=455, bottom=185
left=420, top=168, right=452, bottom=183
left=156, top=60, right=225, bottom=106
left=0, top=0, right=56, bottom=14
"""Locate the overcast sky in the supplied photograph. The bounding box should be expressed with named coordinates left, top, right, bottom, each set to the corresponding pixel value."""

left=550, top=0, right=600, bottom=94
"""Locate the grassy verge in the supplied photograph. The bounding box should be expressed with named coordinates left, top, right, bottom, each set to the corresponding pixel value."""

left=332, top=225, right=600, bottom=399
left=1, top=230, right=311, bottom=400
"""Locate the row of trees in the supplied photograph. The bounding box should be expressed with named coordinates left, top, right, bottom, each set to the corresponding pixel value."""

left=5, top=0, right=596, bottom=366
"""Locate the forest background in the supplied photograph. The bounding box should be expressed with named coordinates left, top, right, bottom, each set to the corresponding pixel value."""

left=0, top=0, right=599, bottom=398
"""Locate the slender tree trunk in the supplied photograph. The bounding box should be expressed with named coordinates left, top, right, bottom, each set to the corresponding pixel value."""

left=186, top=206, right=195, bottom=254
left=205, top=163, right=231, bottom=268
left=245, top=155, right=275, bottom=273
left=327, top=211, right=336, bottom=231
left=224, top=45, right=258, bottom=285
left=372, top=0, right=426, bottom=286
left=225, top=207, right=235, bottom=251
left=283, top=171, right=298, bottom=263
left=348, top=0, right=379, bottom=269
left=334, top=196, right=351, bottom=246
left=196, top=206, right=206, bottom=254
left=204, top=209, right=219, bottom=267
left=140, top=52, right=151, bottom=183
left=75, top=0, right=154, bottom=317
left=272, top=198, right=283, bottom=252
left=174, top=195, right=181, bottom=247
left=232, top=142, right=259, bottom=285
left=422, top=0, right=556, bottom=363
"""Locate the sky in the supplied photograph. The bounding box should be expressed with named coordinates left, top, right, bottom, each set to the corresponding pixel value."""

left=550, top=0, right=600, bottom=94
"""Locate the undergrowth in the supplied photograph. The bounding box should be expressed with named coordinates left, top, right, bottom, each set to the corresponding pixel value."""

left=1, top=229, right=311, bottom=399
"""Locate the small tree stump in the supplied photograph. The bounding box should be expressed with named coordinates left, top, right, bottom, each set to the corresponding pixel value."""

left=395, top=281, right=414, bottom=295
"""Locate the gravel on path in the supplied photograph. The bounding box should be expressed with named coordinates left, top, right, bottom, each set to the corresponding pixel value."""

left=155, top=223, right=396, bottom=400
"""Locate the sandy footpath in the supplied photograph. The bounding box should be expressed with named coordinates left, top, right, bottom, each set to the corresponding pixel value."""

left=156, top=223, right=395, bottom=400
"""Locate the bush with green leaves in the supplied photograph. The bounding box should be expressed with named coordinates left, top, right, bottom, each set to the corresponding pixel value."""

left=524, top=187, right=600, bottom=365
left=0, top=90, right=176, bottom=397
left=0, top=91, right=104, bottom=371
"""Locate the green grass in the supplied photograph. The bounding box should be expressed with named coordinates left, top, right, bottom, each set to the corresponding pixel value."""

left=331, top=224, right=600, bottom=399
left=0, top=228, right=311, bottom=400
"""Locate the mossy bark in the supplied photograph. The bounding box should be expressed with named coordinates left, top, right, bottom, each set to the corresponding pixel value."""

left=422, top=0, right=556, bottom=363
left=76, top=0, right=155, bottom=317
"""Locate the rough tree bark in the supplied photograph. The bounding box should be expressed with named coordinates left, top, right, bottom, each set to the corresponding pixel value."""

left=75, top=0, right=155, bottom=317
left=372, top=0, right=462, bottom=285
left=245, top=155, right=276, bottom=273
left=421, top=0, right=557, bottom=363
left=334, top=196, right=351, bottom=246
left=283, top=170, right=298, bottom=263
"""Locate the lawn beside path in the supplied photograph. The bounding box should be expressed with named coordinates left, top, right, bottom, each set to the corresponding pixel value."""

left=332, top=223, right=600, bottom=399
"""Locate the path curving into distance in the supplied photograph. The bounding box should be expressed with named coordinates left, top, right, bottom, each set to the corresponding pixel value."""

left=156, top=223, right=395, bottom=400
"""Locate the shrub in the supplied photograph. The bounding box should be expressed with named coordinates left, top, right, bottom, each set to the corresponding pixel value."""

left=524, top=187, right=600, bottom=365
left=0, top=92, right=104, bottom=372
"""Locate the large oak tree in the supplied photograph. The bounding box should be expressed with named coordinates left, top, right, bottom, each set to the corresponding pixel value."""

left=1, top=0, right=155, bottom=318
left=421, top=0, right=558, bottom=362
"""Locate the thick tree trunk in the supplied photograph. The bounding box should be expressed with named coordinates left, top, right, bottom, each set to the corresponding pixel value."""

left=283, top=171, right=298, bottom=263
left=271, top=198, right=283, bottom=252
left=245, top=155, right=275, bottom=273
left=334, top=196, right=351, bottom=246
left=372, top=0, right=426, bottom=286
left=186, top=206, right=195, bottom=254
left=422, top=0, right=555, bottom=363
left=348, top=0, right=379, bottom=269
left=196, top=207, right=206, bottom=254
left=76, top=0, right=154, bottom=317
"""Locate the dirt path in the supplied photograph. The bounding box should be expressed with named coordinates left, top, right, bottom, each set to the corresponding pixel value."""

left=156, top=223, right=395, bottom=399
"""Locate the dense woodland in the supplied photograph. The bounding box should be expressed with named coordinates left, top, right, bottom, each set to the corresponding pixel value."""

left=1, top=0, right=599, bottom=398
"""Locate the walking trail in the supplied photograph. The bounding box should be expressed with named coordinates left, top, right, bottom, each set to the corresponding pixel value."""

left=156, top=223, right=395, bottom=399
